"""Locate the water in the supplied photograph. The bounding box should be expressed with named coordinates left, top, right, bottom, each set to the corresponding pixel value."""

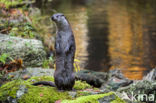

left=34, top=0, right=156, bottom=80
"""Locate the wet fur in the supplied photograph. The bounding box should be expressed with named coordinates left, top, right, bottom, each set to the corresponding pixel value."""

left=53, top=13, right=75, bottom=90
left=32, top=13, right=75, bottom=90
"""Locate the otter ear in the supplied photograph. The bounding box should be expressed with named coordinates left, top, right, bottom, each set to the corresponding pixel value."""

left=61, top=14, right=64, bottom=16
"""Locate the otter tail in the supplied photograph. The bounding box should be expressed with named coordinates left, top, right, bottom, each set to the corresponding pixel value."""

left=32, top=81, right=55, bottom=87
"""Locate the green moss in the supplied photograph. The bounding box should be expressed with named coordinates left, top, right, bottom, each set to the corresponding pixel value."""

left=0, top=76, right=71, bottom=103
left=0, top=76, right=125, bottom=103
left=0, top=76, right=92, bottom=103
left=28, top=76, right=92, bottom=90
left=76, top=91, right=92, bottom=97
left=0, top=53, right=10, bottom=64
left=111, top=96, right=126, bottom=103
left=62, top=92, right=125, bottom=103
left=0, top=80, right=22, bottom=100
left=0, top=0, right=35, bottom=9
left=18, top=85, right=71, bottom=103
left=26, top=76, right=54, bottom=83
left=0, top=18, right=37, bottom=39
left=42, top=56, right=54, bottom=68
left=74, top=80, right=92, bottom=90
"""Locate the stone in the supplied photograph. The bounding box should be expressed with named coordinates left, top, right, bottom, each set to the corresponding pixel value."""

left=16, top=85, right=27, bottom=98
left=143, top=68, right=156, bottom=81
left=0, top=34, right=47, bottom=67
left=7, top=67, right=55, bottom=80
left=68, top=91, right=77, bottom=98
left=101, top=69, right=133, bottom=91
left=98, top=94, right=116, bottom=103
left=76, top=69, right=108, bottom=87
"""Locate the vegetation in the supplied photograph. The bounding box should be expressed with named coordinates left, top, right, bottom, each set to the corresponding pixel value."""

left=0, top=0, right=143, bottom=102
left=0, top=76, right=125, bottom=103
left=9, top=22, right=36, bottom=38
left=0, top=53, right=10, bottom=64
left=42, top=56, right=54, bottom=68
left=0, top=0, right=22, bottom=8
left=74, top=81, right=91, bottom=90
left=62, top=92, right=125, bottom=103
left=0, top=0, right=55, bottom=68
left=0, top=76, right=93, bottom=103
left=74, top=59, right=81, bottom=72
left=0, top=0, right=35, bottom=9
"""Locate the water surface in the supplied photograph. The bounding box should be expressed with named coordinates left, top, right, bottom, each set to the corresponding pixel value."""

left=34, top=0, right=156, bottom=80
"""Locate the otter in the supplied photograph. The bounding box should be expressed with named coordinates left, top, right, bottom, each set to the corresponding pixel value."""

left=33, top=13, right=76, bottom=90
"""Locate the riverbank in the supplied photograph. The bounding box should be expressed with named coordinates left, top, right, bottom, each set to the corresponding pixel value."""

left=0, top=1, right=156, bottom=103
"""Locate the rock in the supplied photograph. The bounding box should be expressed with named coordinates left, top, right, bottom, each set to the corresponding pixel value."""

left=76, top=69, right=108, bottom=87
left=101, top=69, right=133, bottom=91
left=7, top=96, right=17, bottom=103
left=16, top=85, right=27, bottom=98
left=76, top=69, right=133, bottom=90
left=143, top=68, right=156, bottom=81
left=7, top=67, right=55, bottom=80
left=98, top=94, right=116, bottom=103
left=81, top=89, right=108, bottom=95
left=108, top=69, right=129, bottom=80
left=0, top=34, right=47, bottom=67
left=29, top=7, right=41, bottom=17
left=68, top=91, right=77, bottom=98
left=117, top=80, right=156, bottom=103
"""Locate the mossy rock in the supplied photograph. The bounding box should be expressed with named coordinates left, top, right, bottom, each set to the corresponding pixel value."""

left=0, top=34, right=47, bottom=67
left=0, top=76, right=125, bottom=103
left=62, top=92, right=125, bottom=103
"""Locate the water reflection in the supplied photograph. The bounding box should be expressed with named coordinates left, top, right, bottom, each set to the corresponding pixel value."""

left=86, top=0, right=111, bottom=71
left=107, top=0, right=156, bottom=79
left=34, top=0, right=156, bottom=80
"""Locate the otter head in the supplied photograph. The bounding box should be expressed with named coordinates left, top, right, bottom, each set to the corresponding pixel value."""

left=51, top=13, right=69, bottom=29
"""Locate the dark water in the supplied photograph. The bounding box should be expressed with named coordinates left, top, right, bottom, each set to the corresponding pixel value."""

left=34, top=0, right=156, bottom=80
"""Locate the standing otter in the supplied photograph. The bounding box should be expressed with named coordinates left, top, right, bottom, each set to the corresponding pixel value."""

left=52, top=13, right=76, bottom=90
left=33, top=13, right=76, bottom=90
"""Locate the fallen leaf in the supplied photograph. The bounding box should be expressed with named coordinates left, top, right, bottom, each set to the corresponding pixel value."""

left=9, top=75, right=15, bottom=78
left=40, top=93, right=44, bottom=97
left=22, top=75, right=30, bottom=80
left=55, top=100, right=61, bottom=103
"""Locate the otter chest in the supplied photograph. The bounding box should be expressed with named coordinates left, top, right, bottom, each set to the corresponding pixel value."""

left=55, top=31, right=72, bottom=52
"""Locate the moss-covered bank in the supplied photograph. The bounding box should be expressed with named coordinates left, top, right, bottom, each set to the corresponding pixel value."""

left=62, top=92, right=125, bottom=103
left=0, top=76, right=125, bottom=103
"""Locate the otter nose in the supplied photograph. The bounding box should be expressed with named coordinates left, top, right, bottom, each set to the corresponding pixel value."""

left=51, top=15, right=56, bottom=21
left=51, top=16, right=55, bottom=21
